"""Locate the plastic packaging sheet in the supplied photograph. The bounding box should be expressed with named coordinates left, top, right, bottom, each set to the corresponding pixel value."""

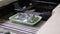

left=0, top=20, right=45, bottom=34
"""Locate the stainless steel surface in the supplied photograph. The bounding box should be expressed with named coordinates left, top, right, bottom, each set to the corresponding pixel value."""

left=0, top=0, right=17, bottom=7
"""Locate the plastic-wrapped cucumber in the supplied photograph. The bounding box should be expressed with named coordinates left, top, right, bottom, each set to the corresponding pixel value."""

left=4, top=32, right=10, bottom=34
